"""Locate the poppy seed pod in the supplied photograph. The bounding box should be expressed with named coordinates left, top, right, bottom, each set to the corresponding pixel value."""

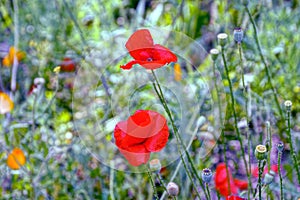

left=233, top=27, right=244, bottom=43
left=210, top=48, right=219, bottom=61
left=167, top=182, right=179, bottom=196
left=284, top=100, right=292, bottom=111
left=202, top=168, right=213, bottom=183
left=277, top=142, right=284, bottom=152
left=149, top=159, right=161, bottom=173
left=217, top=33, right=228, bottom=47
left=255, top=145, right=267, bottom=160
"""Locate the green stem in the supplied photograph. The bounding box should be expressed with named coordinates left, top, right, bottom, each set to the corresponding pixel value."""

left=286, top=110, right=300, bottom=184
left=258, top=160, right=262, bottom=200
left=245, top=5, right=283, bottom=119
left=212, top=61, right=232, bottom=195
left=221, top=47, right=250, bottom=188
left=206, top=183, right=211, bottom=200
left=237, top=42, right=252, bottom=199
left=151, top=70, right=205, bottom=199
left=146, top=167, right=159, bottom=200
left=278, top=151, right=283, bottom=200
left=266, top=121, right=272, bottom=172
left=238, top=44, right=246, bottom=92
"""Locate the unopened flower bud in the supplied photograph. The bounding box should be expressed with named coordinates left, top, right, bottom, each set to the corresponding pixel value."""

left=284, top=100, right=292, bottom=111
left=167, top=182, right=179, bottom=197
left=255, top=145, right=267, bottom=160
left=149, top=159, right=161, bottom=173
left=217, top=33, right=228, bottom=47
left=202, top=168, right=213, bottom=183
left=34, top=77, right=45, bottom=86
left=210, top=49, right=219, bottom=61
left=233, top=27, right=244, bottom=43
left=277, top=142, right=284, bottom=152
left=263, top=171, right=275, bottom=185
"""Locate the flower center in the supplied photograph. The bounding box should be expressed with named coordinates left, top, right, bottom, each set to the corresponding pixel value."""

left=147, top=57, right=153, bottom=61
left=130, top=110, right=151, bottom=127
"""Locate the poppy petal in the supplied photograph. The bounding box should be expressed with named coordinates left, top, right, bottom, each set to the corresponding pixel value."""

left=151, top=44, right=177, bottom=63
left=119, top=147, right=150, bottom=166
left=215, top=163, right=238, bottom=196
left=0, top=92, right=14, bottom=114
left=118, top=110, right=167, bottom=138
left=7, top=148, right=26, bottom=170
left=114, top=121, right=146, bottom=150
left=145, top=122, right=169, bottom=152
left=233, top=178, right=248, bottom=190
left=120, top=60, right=140, bottom=70
left=125, top=29, right=154, bottom=59
left=226, top=195, right=245, bottom=200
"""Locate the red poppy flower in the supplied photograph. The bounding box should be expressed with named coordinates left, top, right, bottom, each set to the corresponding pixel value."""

left=215, top=163, right=248, bottom=197
left=252, top=164, right=278, bottom=178
left=120, top=29, right=177, bottom=70
left=226, top=195, right=245, bottom=200
left=114, top=110, right=169, bottom=166
left=60, top=57, right=76, bottom=72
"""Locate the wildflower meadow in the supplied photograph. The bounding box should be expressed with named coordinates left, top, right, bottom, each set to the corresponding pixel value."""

left=0, top=0, right=300, bottom=199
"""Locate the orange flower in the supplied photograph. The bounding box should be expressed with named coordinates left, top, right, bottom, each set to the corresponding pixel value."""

left=2, top=47, right=25, bottom=67
left=174, top=63, right=182, bottom=81
left=0, top=92, right=14, bottom=114
left=7, top=148, right=26, bottom=170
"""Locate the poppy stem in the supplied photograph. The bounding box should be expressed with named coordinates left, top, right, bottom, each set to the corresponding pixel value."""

left=146, top=167, right=159, bottom=200
left=266, top=121, right=272, bottom=172
left=245, top=5, right=284, bottom=121
left=206, top=183, right=212, bottom=200
left=212, top=60, right=232, bottom=196
left=156, top=174, right=176, bottom=200
left=221, top=47, right=250, bottom=191
left=286, top=106, right=300, bottom=184
left=258, top=160, right=263, bottom=200
left=277, top=149, right=283, bottom=200
left=151, top=70, right=206, bottom=199
left=237, top=42, right=252, bottom=199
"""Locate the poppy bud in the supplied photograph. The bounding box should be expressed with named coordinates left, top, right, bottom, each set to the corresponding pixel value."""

left=167, top=182, right=179, bottom=197
left=34, top=77, right=45, bottom=86
left=255, top=145, right=267, bottom=160
left=277, top=142, right=284, bottom=152
left=202, top=168, right=213, bottom=183
left=149, top=159, right=161, bottom=173
left=284, top=100, right=292, bottom=111
left=217, top=33, right=228, bottom=47
left=233, top=27, right=244, bottom=44
left=263, top=170, right=275, bottom=185
left=210, top=48, right=219, bottom=61
left=82, top=14, right=94, bottom=26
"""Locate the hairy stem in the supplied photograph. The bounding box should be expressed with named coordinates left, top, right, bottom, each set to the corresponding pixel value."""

left=221, top=47, right=250, bottom=189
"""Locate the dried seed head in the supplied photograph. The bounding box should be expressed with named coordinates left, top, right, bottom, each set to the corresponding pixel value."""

left=167, top=182, right=179, bottom=197
left=202, top=168, right=213, bottom=183
left=149, top=159, right=161, bottom=173
left=277, top=142, right=284, bottom=152
left=233, top=27, right=244, bottom=43
left=284, top=100, right=292, bottom=111
left=210, top=48, right=219, bottom=61
left=255, top=145, right=267, bottom=160
left=217, top=33, right=228, bottom=47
